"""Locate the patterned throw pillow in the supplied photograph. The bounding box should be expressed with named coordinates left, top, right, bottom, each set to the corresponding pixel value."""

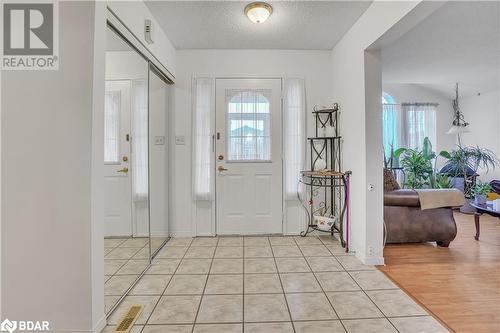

left=383, top=169, right=400, bottom=192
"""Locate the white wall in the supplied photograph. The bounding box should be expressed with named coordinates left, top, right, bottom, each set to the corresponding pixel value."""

left=2, top=2, right=98, bottom=331
left=105, top=51, right=148, bottom=80
left=330, top=1, right=423, bottom=265
left=461, top=89, right=500, bottom=181
left=383, top=83, right=456, bottom=155
left=171, top=50, right=333, bottom=236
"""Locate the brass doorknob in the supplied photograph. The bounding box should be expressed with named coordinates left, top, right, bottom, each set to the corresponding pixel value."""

left=218, top=155, right=224, bottom=161
left=218, top=166, right=228, bottom=172
left=117, top=167, right=129, bottom=173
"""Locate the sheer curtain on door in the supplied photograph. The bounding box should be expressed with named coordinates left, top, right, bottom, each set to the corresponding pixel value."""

left=284, top=78, right=306, bottom=200
left=193, top=77, right=215, bottom=201
left=132, top=79, right=149, bottom=201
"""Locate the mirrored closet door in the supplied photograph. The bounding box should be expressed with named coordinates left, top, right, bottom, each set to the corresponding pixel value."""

left=148, top=64, right=170, bottom=257
left=103, top=25, right=152, bottom=315
left=103, top=21, right=173, bottom=316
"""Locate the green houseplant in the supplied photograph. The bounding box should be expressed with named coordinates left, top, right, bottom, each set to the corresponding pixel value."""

left=393, top=137, right=449, bottom=189
left=439, top=145, right=498, bottom=198
left=472, top=182, right=492, bottom=205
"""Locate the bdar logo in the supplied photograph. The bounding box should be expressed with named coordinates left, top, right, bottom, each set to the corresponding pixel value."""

left=0, top=319, right=17, bottom=333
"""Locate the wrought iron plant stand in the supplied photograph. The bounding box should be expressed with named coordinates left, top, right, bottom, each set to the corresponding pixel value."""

left=299, top=104, right=351, bottom=252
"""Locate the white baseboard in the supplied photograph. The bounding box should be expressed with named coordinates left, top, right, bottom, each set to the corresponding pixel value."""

left=356, top=252, right=385, bottom=266
left=169, top=231, right=194, bottom=237
left=150, top=231, right=169, bottom=237
left=93, top=315, right=107, bottom=333
left=49, top=315, right=106, bottom=333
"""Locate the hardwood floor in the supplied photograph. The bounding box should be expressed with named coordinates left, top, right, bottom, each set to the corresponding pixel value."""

left=379, top=212, right=500, bottom=333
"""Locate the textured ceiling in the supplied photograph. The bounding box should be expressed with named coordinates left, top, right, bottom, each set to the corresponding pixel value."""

left=382, top=1, right=500, bottom=98
left=144, top=1, right=372, bottom=50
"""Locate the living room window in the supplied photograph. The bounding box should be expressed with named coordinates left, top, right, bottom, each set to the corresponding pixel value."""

left=382, top=92, right=437, bottom=157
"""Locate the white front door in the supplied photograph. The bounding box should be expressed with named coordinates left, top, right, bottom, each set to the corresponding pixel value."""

left=104, top=80, right=132, bottom=237
left=215, top=78, right=283, bottom=235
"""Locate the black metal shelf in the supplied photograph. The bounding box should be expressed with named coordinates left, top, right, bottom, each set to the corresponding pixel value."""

left=307, top=136, right=342, bottom=140
left=313, top=103, right=340, bottom=114
left=312, top=108, right=339, bottom=114
left=300, top=103, right=350, bottom=252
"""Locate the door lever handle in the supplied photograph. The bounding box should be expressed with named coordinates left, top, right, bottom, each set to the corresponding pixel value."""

left=117, top=167, right=129, bottom=173
left=218, top=166, right=228, bottom=172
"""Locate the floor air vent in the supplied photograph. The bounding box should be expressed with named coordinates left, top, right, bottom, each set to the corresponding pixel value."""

left=114, top=305, right=143, bottom=333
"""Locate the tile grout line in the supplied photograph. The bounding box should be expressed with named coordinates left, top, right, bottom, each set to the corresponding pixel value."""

left=270, top=237, right=297, bottom=333
left=104, top=238, right=147, bottom=312
left=322, top=236, right=401, bottom=330
left=294, top=236, right=349, bottom=333
left=190, top=237, right=217, bottom=333
left=141, top=238, right=192, bottom=332
left=343, top=265, right=402, bottom=333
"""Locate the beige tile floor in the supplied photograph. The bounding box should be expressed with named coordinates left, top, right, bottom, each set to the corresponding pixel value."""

left=104, top=236, right=167, bottom=314
left=103, top=235, right=449, bottom=333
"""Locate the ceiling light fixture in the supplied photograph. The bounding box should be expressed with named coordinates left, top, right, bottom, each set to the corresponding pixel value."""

left=245, top=2, right=273, bottom=24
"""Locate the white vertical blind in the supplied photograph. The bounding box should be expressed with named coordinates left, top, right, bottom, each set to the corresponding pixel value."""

left=193, top=77, right=215, bottom=201
left=104, top=91, right=120, bottom=163
left=284, top=78, right=306, bottom=200
left=132, top=79, right=149, bottom=201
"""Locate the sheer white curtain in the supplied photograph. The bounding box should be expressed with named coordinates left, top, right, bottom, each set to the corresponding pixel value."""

left=402, top=103, right=437, bottom=150
left=383, top=103, right=437, bottom=154
left=132, top=79, right=149, bottom=201
left=193, top=77, right=215, bottom=201
left=284, top=78, right=306, bottom=200
left=382, top=104, right=403, bottom=157
left=104, top=91, right=120, bottom=163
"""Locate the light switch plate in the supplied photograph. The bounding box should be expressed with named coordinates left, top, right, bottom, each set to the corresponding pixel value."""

left=175, top=136, right=186, bottom=145
left=154, top=136, right=165, bottom=145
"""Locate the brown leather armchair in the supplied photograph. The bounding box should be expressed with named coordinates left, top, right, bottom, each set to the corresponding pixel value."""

left=383, top=170, right=457, bottom=247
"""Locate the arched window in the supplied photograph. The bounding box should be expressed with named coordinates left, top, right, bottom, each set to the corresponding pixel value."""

left=227, top=90, right=271, bottom=161
left=382, top=92, right=396, bottom=104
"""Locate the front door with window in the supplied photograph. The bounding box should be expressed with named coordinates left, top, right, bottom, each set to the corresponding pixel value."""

left=104, top=80, right=133, bottom=237
left=215, top=78, right=283, bottom=235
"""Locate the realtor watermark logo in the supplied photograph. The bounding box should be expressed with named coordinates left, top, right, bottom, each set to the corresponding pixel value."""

left=1, top=1, right=59, bottom=70
left=0, top=319, right=50, bottom=332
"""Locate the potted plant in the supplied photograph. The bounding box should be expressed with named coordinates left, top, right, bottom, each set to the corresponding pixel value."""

left=439, top=146, right=498, bottom=198
left=472, top=182, right=492, bottom=205
left=394, top=137, right=449, bottom=189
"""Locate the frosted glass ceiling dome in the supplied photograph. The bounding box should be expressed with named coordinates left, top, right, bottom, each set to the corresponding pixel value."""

left=245, top=2, right=273, bottom=24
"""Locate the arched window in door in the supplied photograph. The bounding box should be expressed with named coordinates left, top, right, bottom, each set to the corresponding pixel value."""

left=227, top=90, right=271, bottom=161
